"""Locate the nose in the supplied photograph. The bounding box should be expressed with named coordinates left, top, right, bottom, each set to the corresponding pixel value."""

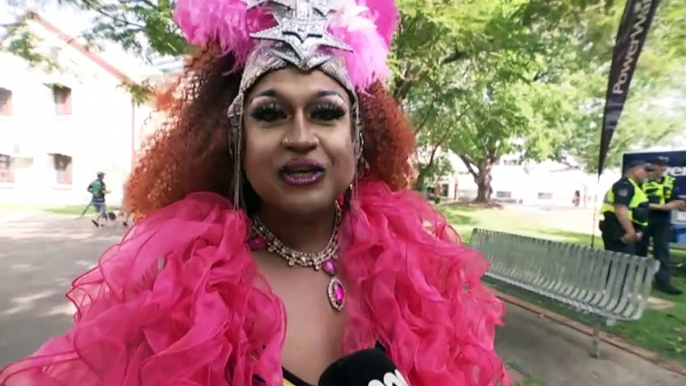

left=283, top=112, right=318, bottom=153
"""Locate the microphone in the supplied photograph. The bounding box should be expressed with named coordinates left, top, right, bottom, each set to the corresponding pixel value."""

left=318, top=348, right=410, bottom=386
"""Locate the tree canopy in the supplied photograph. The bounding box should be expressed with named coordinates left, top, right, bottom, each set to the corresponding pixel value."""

left=3, top=0, right=685, bottom=200
left=391, top=0, right=685, bottom=199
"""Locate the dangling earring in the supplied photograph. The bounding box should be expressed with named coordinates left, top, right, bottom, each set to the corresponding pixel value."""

left=228, top=96, right=244, bottom=210
left=232, top=127, right=243, bottom=210
left=344, top=103, right=365, bottom=214
left=343, top=183, right=353, bottom=211
left=345, top=130, right=366, bottom=213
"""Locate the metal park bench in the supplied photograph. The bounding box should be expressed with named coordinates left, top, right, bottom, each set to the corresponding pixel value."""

left=468, top=228, right=660, bottom=358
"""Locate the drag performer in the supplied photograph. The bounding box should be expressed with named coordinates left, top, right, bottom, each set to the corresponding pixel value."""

left=0, top=1, right=508, bottom=385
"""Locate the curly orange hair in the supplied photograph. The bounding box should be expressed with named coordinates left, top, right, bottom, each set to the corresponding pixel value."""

left=126, top=45, right=416, bottom=218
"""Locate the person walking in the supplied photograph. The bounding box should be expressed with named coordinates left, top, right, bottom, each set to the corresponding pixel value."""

left=636, top=156, right=685, bottom=295
left=86, top=172, right=110, bottom=228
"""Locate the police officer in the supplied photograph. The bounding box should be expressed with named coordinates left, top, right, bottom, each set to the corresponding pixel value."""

left=599, top=160, right=651, bottom=255
left=636, top=156, right=685, bottom=295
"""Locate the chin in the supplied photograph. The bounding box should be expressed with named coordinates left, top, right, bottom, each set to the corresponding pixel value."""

left=279, top=191, right=338, bottom=216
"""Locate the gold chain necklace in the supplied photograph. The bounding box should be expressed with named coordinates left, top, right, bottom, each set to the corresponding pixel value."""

left=248, top=204, right=346, bottom=311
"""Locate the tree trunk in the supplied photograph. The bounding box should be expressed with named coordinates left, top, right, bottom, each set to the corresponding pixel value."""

left=458, top=155, right=497, bottom=204
left=474, top=159, right=494, bottom=203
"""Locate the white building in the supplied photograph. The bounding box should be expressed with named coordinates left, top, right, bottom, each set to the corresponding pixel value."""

left=0, top=13, right=160, bottom=206
left=433, top=151, right=622, bottom=208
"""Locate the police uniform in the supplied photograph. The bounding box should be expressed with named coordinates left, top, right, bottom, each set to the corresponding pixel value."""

left=599, top=175, right=650, bottom=255
left=636, top=167, right=682, bottom=294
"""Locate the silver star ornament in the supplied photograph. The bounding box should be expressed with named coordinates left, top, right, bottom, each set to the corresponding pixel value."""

left=249, top=0, right=352, bottom=68
left=246, top=0, right=291, bottom=10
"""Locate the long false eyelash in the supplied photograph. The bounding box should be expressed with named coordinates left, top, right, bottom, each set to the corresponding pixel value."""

left=250, top=102, right=286, bottom=121
left=310, top=102, right=347, bottom=120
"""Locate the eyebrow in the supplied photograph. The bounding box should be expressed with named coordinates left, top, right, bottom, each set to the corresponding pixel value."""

left=314, top=90, right=344, bottom=99
left=249, top=89, right=346, bottom=102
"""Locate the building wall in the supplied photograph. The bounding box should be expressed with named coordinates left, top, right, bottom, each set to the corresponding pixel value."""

left=0, top=20, right=155, bottom=207
left=434, top=154, right=621, bottom=207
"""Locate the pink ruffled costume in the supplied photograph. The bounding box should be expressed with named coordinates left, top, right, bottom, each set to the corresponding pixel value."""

left=0, top=180, right=509, bottom=386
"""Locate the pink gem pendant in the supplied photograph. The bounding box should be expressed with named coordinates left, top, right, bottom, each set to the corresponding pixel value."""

left=247, top=235, right=267, bottom=250
left=327, top=277, right=345, bottom=311
left=322, top=259, right=336, bottom=276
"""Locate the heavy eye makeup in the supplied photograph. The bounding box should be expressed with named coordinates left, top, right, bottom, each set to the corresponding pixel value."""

left=248, top=98, right=348, bottom=124
left=309, top=101, right=347, bottom=122
left=249, top=102, right=286, bottom=123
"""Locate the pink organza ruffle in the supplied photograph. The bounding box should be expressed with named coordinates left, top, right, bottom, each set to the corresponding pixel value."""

left=0, top=182, right=508, bottom=386
left=341, top=182, right=508, bottom=386
left=0, top=193, right=285, bottom=386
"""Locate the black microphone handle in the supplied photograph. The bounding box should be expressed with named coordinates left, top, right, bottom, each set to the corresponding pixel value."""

left=317, top=348, right=409, bottom=386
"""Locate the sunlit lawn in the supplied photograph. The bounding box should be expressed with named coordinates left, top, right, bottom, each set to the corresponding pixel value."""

left=1, top=204, right=122, bottom=215
left=45, top=205, right=122, bottom=215
left=439, top=204, right=686, bottom=365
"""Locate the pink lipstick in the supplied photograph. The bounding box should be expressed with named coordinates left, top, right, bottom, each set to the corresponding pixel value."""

left=279, top=159, right=325, bottom=186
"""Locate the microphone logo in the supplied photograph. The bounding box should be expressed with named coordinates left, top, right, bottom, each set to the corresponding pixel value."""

left=367, top=370, right=409, bottom=386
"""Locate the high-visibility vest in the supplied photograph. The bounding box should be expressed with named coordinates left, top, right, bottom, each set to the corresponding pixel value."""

left=599, top=177, right=649, bottom=226
left=642, top=175, right=675, bottom=205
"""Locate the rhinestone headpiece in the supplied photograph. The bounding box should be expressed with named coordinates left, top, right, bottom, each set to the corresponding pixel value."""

left=248, top=0, right=352, bottom=68
left=235, top=0, right=357, bottom=96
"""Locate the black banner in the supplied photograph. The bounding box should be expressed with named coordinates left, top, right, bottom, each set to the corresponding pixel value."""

left=597, top=0, right=660, bottom=176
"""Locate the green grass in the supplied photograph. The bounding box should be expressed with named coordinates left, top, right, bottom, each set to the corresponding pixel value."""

left=442, top=205, right=594, bottom=244
left=507, top=360, right=547, bottom=386
left=45, top=205, right=122, bottom=215
left=439, top=204, right=686, bottom=365
left=608, top=276, right=686, bottom=361
left=0, top=204, right=123, bottom=216
left=0, top=203, right=49, bottom=213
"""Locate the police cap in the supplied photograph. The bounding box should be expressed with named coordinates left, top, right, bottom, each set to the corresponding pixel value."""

left=624, top=160, right=651, bottom=173
left=649, top=156, right=669, bottom=166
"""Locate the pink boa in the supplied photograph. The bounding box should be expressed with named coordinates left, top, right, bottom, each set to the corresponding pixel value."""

left=0, top=181, right=508, bottom=386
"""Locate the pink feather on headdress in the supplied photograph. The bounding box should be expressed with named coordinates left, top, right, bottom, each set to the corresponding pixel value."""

left=173, top=0, right=399, bottom=91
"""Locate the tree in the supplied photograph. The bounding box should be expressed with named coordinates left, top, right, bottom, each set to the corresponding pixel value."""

left=2, top=0, right=186, bottom=59
left=4, top=0, right=685, bottom=199
left=1, top=1, right=185, bottom=104
left=390, top=0, right=606, bottom=201
left=528, top=0, right=686, bottom=173
left=554, top=70, right=686, bottom=172
left=391, top=0, right=686, bottom=201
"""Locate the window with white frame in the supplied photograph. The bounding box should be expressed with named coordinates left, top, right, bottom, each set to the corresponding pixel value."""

left=53, top=154, right=73, bottom=185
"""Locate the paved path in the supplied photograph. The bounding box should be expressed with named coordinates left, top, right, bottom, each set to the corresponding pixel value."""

left=497, top=303, right=685, bottom=386
left=0, top=214, right=122, bottom=366
left=1, top=214, right=685, bottom=386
